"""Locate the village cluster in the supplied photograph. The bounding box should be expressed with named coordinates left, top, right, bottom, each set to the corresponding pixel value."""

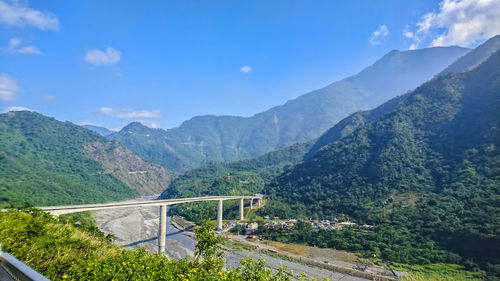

left=261, top=216, right=358, bottom=231
left=228, top=215, right=374, bottom=235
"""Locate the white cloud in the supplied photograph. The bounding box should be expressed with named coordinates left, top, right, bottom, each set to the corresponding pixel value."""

left=85, top=47, right=121, bottom=66
left=4, top=38, right=41, bottom=55
left=2, top=106, right=32, bottom=113
left=239, top=65, right=253, bottom=73
left=8, top=37, right=20, bottom=48
left=0, top=73, right=17, bottom=102
left=0, top=0, right=59, bottom=30
left=405, top=0, right=500, bottom=49
left=403, top=25, right=420, bottom=50
left=97, top=107, right=161, bottom=119
left=369, top=25, right=390, bottom=46
left=41, top=95, right=55, bottom=102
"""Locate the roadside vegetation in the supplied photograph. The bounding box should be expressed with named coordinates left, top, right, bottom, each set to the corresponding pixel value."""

left=0, top=208, right=305, bottom=281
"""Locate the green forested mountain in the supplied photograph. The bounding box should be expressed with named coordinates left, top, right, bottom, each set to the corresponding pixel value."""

left=110, top=46, right=469, bottom=172
left=160, top=141, right=312, bottom=221
left=261, top=50, right=500, bottom=273
left=0, top=111, right=174, bottom=206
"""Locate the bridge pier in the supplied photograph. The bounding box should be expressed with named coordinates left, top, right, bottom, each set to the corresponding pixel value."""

left=158, top=205, right=167, bottom=254
left=250, top=199, right=253, bottom=210
left=258, top=199, right=262, bottom=207
left=217, top=200, right=223, bottom=230
left=239, top=198, right=244, bottom=220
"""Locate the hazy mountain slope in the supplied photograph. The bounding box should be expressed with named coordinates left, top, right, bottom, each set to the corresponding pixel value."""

left=440, top=34, right=500, bottom=75
left=110, top=46, right=470, bottom=172
left=82, top=124, right=114, bottom=136
left=0, top=111, right=174, bottom=206
left=262, top=50, right=500, bottom=270
left=306, top=36, right=500, bottom=158
left=305, top=94, right=406, bottom=159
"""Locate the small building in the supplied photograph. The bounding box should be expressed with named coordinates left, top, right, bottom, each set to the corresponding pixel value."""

left=247, top=222, right=258, bottom=230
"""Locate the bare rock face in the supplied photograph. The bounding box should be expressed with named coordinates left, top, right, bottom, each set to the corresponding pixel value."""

left=84, top=141, right=177, bottom=196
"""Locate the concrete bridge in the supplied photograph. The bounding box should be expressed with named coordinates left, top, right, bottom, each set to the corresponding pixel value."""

left=39, top=195, right=263, bottom=254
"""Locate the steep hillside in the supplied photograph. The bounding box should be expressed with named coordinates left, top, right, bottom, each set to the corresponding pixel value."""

left=440, top=34, right=500, bottom=75
left=262, top=50, right=500, bottom=272
left=110, top=46, right=469, bottom=172
left=0, top=111, right=173, bottom=206
left=83, top=141, right=176, bottom=196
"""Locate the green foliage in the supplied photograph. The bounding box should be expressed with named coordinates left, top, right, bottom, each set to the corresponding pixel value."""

left=194, top=221, right=224, bottom=269
left=0, top=208, right=297, bottom=280
left=258, top=221, right=460, bottom=265
left=391, top=263, right=485, bottom=281
left=0, top=111, right=137, bottom=206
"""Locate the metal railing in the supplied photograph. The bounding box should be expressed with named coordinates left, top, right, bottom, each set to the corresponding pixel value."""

left=0, top=245, right=50, bottom=281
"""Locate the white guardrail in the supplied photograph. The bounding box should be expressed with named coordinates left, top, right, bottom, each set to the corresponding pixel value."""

left=0, top=245, right=50, bottom=281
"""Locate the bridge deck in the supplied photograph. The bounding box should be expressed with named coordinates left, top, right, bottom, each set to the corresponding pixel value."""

left=39, top=195, right=263, bottom=215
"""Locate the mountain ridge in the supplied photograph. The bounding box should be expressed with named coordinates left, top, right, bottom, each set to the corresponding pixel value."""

left=110, top=46, right=470, bottom=172
left=82, top=124, right=115, bottom=136
left=0, top=111, right=175, bottom=206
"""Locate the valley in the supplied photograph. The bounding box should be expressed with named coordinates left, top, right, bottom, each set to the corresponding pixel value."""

left=92, top=198, right=379, bottom=281
left=0, top=10, right=499, bottom=278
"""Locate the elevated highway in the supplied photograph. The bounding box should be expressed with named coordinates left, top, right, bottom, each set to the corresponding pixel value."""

left=40, top=194, right=263, bottom=254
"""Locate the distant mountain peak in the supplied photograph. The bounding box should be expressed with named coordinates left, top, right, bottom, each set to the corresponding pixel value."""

left=82, top=124, right=114, bottom=136
left=120, top=121, right=150, bottom=132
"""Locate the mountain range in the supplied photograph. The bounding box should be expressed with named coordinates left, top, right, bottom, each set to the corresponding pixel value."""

left=108, top=46, right=470, bottom=172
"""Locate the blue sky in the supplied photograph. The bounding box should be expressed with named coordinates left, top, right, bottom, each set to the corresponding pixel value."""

left=1, top=0, right=499, bottom=130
